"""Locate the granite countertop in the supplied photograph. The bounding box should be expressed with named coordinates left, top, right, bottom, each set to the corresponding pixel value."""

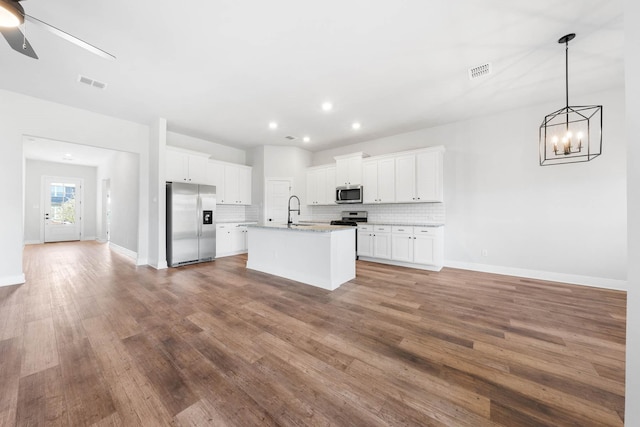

left=247, top=223, right=355, bottom=233
left=216, top=221, right=258, bottom=225
left=361, top=222, right=445, bottom=227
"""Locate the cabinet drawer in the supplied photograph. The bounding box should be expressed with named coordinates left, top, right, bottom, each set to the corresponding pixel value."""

left=414, top=226, right=442, bottom=236
left=372, top=225, right=391, bottom=233
left=391, top=226, right=414, bottom=234
left=358, top=225, right=372, bottom=232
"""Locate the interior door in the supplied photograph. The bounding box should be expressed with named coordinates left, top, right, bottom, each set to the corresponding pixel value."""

left=43, top=177, right=82, bottom=242
left=265, top=178, right=292, bottom=224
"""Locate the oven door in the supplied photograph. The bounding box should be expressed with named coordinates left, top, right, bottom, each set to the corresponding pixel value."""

left=336, top=186, right=363, bottom=204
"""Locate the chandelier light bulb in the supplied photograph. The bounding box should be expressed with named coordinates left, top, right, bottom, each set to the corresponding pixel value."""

left=0, top=2, right=23, bottom=28
left=552, top=136, right=559, bottom=144
left=566, top=131, right=573, bottom=139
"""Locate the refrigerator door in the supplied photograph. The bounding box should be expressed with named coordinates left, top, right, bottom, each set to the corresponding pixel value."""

left=167, top=182, right=199, bottom=266
left=198, top=184, right=216, bottom=260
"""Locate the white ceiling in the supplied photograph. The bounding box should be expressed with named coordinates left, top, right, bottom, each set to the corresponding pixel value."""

left=3, top=0, right=625, bottom=154
left=22, top=136, right=120, bottom=167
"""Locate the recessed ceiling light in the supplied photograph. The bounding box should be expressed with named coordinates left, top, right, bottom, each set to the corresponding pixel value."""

left=303, top=136, right=311, bottom=143
left=268, top=121, right=278, bottom=130
left=321, top=102, right=333, bottom=112
left=352, top=122, right=361, bottom=130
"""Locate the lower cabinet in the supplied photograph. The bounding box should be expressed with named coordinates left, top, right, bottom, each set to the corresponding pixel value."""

left=357, top=225, right=391, bottom=259
left=359, top=224, right=443, bottom=271
left=216, top=223, right=252, bottom=257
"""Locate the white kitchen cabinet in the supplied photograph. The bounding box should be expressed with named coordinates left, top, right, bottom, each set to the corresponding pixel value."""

left=416, top=151, right=443, bottom=202
left=207, top=160, right=252, bottom=205
left=216, top=223, right=252, bottom=257
left=412, top=227, right=442, bottom=266
left=357, top=227, right=374, bottom=258
left=335, top=153, right=364, bottom=186
left=359, top=223, right=444, bottom=271
left=206, top=161, right=226, bottom=202
left=307, top=165, right=336, bottom=206
left=326, top=167, right=336, bottom=201
left=357, top=225, right=391, bottom=259
left=394, top=147, right=444, bottom=203
left=362, top=157, right=395, bottom=204
left=306, top=165, right=337, bottom=205
left=391, top=226, right=414, bottom=262
left=166, top=149, right=209, bottom=184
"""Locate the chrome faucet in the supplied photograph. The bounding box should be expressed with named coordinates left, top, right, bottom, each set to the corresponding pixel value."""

left=287, top=195, right=301, bottom=226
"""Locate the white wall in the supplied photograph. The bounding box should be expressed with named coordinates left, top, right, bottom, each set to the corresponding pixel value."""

left=247, top=146, right=266, bottom=217
left=148, top=118, right=167, bottom=269
left=625, top=0, right=639, bottom=423
left=0, top=89, right=150, bottom=287
left=248, top=146, right=312, bottom=222
left=96, top=151, right=140, bottom=253
left=312, top=87, right=627, bottom=288
left=167, top=131, right=247, bottom=164
left=24, top=160, right=98, bottom=243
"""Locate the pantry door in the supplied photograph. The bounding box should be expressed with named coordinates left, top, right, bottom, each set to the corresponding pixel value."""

left=43, top=177, right=83, bottom=243
left=264, top=178, right=292, bottom=224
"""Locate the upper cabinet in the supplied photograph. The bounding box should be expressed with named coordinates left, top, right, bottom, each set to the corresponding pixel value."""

left=306, top=165, right=336, bottom=205
left=335, top=153, right=364, bottom=186
left=395, top=147, right=444, bottom=203
left=362, top=157, right=395, bottom=204
left=166, top=148, right=209, bottom=184
left=207, top=160, right=252, bottom=205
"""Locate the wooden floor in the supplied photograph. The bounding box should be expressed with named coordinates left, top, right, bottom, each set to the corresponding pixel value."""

left=0, top=242, right=626, bottom=426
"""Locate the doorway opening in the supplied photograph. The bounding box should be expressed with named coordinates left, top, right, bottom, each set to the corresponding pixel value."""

left=43, top=176, right=83, bottom=243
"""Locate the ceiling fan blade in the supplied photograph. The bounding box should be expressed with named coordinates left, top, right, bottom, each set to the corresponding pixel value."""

left=24, top=14, right=115, bottom=60
left=0, top=27, right=38, bottom=59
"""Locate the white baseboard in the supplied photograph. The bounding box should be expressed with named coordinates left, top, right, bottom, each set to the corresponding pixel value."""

left=216, top=250, right=248, bottom=258
left=82, top=235, right=96, bottom=241
left=108, top=242, right=138, bottom=260
left=358, top=257, right=443, bottom=272
left=135, top=257, right=148, bottom=266
left=0, top=274, right=25, bottom=287
left=149, top=260, right=168, bottom=270
left=444, top=260, right=627, bottom=292
left=24, top=240, right=42, bottom=245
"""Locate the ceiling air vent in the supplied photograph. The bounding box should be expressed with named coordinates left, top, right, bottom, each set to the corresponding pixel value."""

left=468, top=63, right=492, bottom=80
left=285, top=136, right=296, bottom=140
left=77, top=75, right=108, bottom=90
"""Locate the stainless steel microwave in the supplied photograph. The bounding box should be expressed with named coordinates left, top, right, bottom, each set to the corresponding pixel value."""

left=336, top=185, right=363, bottom=204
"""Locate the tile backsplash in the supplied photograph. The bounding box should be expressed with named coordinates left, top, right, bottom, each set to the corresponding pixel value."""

left=308, top=203, right=445, bottom=224
left=217, top=203, right=445, bottom=225
left=216, top=205, right=251, bottom=222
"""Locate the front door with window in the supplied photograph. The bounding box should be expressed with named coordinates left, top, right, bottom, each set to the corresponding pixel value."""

left=43, top=177, right=82, bottom=243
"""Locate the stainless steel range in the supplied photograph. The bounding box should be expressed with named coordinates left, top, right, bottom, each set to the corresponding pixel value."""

left=331, top=211, right=368, bottom=258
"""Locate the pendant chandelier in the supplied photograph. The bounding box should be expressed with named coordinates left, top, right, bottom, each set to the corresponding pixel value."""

left=539, top=33, right=602, bottom=166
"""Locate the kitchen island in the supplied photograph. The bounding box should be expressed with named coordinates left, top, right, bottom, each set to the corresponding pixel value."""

left=246, top=223, right=355, bottom=290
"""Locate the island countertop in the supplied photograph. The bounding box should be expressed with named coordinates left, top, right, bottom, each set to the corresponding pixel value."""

left=246, top=224, right=355, bottom=290
left=247, top=223, right=353, bottom=233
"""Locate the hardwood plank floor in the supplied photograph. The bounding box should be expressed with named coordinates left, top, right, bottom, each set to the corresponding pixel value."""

left=0, top=241, right=625, bottom=426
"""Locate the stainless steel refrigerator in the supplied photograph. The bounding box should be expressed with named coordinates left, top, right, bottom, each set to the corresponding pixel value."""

left=166, top=182, right=216, bottom=267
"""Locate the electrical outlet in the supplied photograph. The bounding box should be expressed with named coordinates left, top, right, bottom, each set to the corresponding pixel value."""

left=481, top=249, right=488, bottom=257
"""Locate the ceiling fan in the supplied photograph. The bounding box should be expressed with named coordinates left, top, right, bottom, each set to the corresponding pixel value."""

left=0, top=0, right=115, bottom=60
